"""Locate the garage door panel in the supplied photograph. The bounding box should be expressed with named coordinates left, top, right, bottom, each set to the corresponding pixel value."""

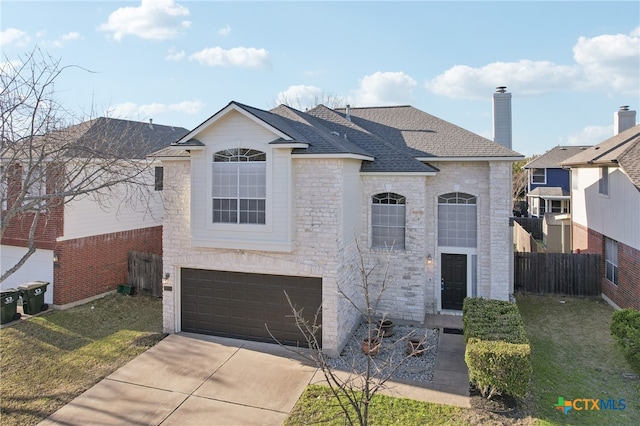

left=181, top=269, right=321, bottom=347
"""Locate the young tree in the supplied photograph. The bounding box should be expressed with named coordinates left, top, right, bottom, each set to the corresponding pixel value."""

left=271, top=240, right=433, bottom=426
left=1, top=48, right=164, bottom=282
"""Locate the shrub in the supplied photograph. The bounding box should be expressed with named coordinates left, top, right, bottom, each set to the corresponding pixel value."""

left=463, top=298, right=528, bottom=344
left=465, top=338, right=532, bottom=399
left=610, top=308, right=640, bottom=374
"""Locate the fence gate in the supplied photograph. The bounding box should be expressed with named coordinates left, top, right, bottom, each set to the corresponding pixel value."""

left=514, top=252, right=601, bottom=296
left=128, top=251, right=163, bottom=297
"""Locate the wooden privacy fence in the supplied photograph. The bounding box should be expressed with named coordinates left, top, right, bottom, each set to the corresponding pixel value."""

left=514, top=252, right=601, bottom=296
left=128, top=251, right=162, bottom=297
left=513, top=217, right=543, bottom=241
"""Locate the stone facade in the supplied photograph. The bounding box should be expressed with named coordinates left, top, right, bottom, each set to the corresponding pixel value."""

left=162, top=155, right=514, bottom=355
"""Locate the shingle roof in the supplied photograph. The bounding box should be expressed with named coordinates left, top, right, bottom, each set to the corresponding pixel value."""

left=524, top=145, right=591, bottom=169
left=527, top=187, right=569, bottom=198
left=562, top=124, right=640, bottom=189
left=334, top=105, right=522, bottom=158
left=64, top=118, right=189, bottom=159
left=172, top=101, right=522, bottom=173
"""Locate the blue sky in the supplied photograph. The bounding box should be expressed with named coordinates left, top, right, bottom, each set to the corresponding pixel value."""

left=1, top=1, right=639, bottom=157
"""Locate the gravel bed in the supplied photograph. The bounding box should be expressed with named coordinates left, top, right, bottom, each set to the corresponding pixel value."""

left=326, top=323, right=439, bottom=383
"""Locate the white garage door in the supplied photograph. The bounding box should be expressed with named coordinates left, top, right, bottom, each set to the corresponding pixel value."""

left=1, top=245, right=54, bottom=304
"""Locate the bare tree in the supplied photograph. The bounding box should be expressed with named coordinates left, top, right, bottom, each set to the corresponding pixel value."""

left=1, top=48, right=166, bottom=282
left=270, top=240, right=433, bottom=426
left=274, top=89, right=350, bottom=111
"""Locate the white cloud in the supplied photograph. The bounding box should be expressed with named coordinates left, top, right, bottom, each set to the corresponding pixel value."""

left=111, top=100, right=205, bottom=119
left=165, top=48, right=185, bottom=61
left=425, top=28, right=639, bottom=99
left=218, top=24, right=231, bottom=36
left=560, top=125, right=613, bottom=146
left=189, top=47, right=270, bottom=68
left=276, top=85, right=322, bottom=106
left=573, top=28, right=639, bottom=95
left=0, top=28, right=31, bottom=47
left=43, top=32, right=82, bottom=48
left=354, top=71, right=417, bottom=106
left=99, top=0, right=191, bottom=41
left=425, top=60, right=581, bottom=100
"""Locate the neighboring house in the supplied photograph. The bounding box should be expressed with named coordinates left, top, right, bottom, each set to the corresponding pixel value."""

left=562, top=106, right=639, bottom=310
left=524, top=145, right=590, bottom=217
left=1, top=118, right=188, bottom=308
left=157, top=88, right=523, bottom=356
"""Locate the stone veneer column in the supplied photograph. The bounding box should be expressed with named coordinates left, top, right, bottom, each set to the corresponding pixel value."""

left=488, top=162, right=511, bottom=300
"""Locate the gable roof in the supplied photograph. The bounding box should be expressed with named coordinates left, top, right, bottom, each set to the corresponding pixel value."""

left=10, top=118, right=190, bottom=161
left=524, top=145, right=591, bottom=169
left=562, top=124, right=640, bottom=189
left=171, top=101, right=523, bottom=173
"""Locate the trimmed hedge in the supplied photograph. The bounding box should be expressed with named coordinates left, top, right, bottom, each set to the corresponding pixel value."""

left=463, top=297, right=532, bottom=399
left=465, top=338, right=532, bottom=399
left=610, top=308, right=640, bottom=374
left=463, top=298, right=528, bottom=344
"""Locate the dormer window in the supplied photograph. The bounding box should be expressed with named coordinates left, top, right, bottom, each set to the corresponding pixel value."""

left=212, top=148, right=266, bottom=224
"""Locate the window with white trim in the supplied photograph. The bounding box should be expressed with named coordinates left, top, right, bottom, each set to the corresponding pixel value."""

left=599, top=167, right=609, bottom=196
left=531, top=168, right=546, bottom=184
left=438, top=192, right=477, bottom=247
left=371, top=192, right=405, bottom=249
left=22, top=165, right=46, bottom=208
left=605, top=237, right=618, bottom=285
left=1, top=165, right=6, bottom=210
left=212, top=148, right=266, bottom=224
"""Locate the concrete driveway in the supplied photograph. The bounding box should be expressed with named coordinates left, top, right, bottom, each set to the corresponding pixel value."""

left=39, top=333, right=317, bottom=426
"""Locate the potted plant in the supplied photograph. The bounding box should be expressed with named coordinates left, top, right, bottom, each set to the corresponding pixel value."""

left=376, top=319, right=394, bottom=337
left=361, top=337, right=381, bottom=355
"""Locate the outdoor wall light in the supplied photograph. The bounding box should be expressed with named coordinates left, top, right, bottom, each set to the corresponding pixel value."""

left=426, top=254, right=433, bottom=265
left=53, top=253, right=59, bottom=263
left=164, top=272, right=170, bottom=279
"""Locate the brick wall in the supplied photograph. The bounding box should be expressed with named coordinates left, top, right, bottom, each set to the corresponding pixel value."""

left=573, top=222, right=639, bottom=310
left=53, top=226, right=162, bottom=305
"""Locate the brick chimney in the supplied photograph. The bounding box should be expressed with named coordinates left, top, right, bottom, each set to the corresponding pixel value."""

left=614, top=106, right=636, bottom=135
left=493, top=86, right=512, bottom=149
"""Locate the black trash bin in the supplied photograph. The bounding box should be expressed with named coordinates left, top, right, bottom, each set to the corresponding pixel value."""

left=18, top=281, right=49, bottom=315
left=1, top=288, right=22, bottom=324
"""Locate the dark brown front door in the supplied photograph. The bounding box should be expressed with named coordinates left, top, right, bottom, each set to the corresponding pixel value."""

left=181, top=269, right=322, bottom=347
left=441, top=254, right=467, bottom=310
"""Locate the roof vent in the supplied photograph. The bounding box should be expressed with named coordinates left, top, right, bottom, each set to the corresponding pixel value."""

left=149, top=118, right=154, bottom=130
left=331, top=131, right=339, bottom=136
left=496, top=86, right=507, bottom=93
left=346, top=104, right=351, bottom=122
left=620, top=105, right=630, bottom=111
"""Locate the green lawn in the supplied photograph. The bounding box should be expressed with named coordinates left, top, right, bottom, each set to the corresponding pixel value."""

left=517, top=294, right=640, bottom=426
left=0, top=293, right=164, bottom=426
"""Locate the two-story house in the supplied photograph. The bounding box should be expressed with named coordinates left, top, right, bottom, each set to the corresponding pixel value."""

left=524, top=145, right=590, bottom=217
left=1, top=118, right=188, bottom=308
left=562, top=107, right=639, bottom=310
left=157, top=88, right=523, bottom=356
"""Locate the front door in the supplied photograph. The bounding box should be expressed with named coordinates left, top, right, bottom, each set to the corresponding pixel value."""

left=441, top=254, right=467, bottom=310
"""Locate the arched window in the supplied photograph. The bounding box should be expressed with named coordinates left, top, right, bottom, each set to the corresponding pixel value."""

left=212, top=148, right=266, bottom=224
left=372, top=192, right=406, bottom=249
left=437, top=192, right=477, bottom=247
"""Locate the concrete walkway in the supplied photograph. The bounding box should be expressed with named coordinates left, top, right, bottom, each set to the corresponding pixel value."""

left=39, top=315, right=469, bottom=425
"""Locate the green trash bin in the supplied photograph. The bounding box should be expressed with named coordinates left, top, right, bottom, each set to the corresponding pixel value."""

left=18, top=281, right=49, bottom=315
left=1, top=288, right=22, bottom=324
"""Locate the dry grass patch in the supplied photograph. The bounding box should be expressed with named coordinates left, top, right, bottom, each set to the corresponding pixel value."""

left=0, top=293, right=163, bottom=426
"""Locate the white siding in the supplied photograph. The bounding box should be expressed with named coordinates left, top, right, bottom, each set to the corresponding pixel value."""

left=189, top=111, right=293, bottom=251
left=1, top=245, right=54, bottom=304
left=572, top=167, right=640, bottom=249
left=61, top=166, right=163, bottom=240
